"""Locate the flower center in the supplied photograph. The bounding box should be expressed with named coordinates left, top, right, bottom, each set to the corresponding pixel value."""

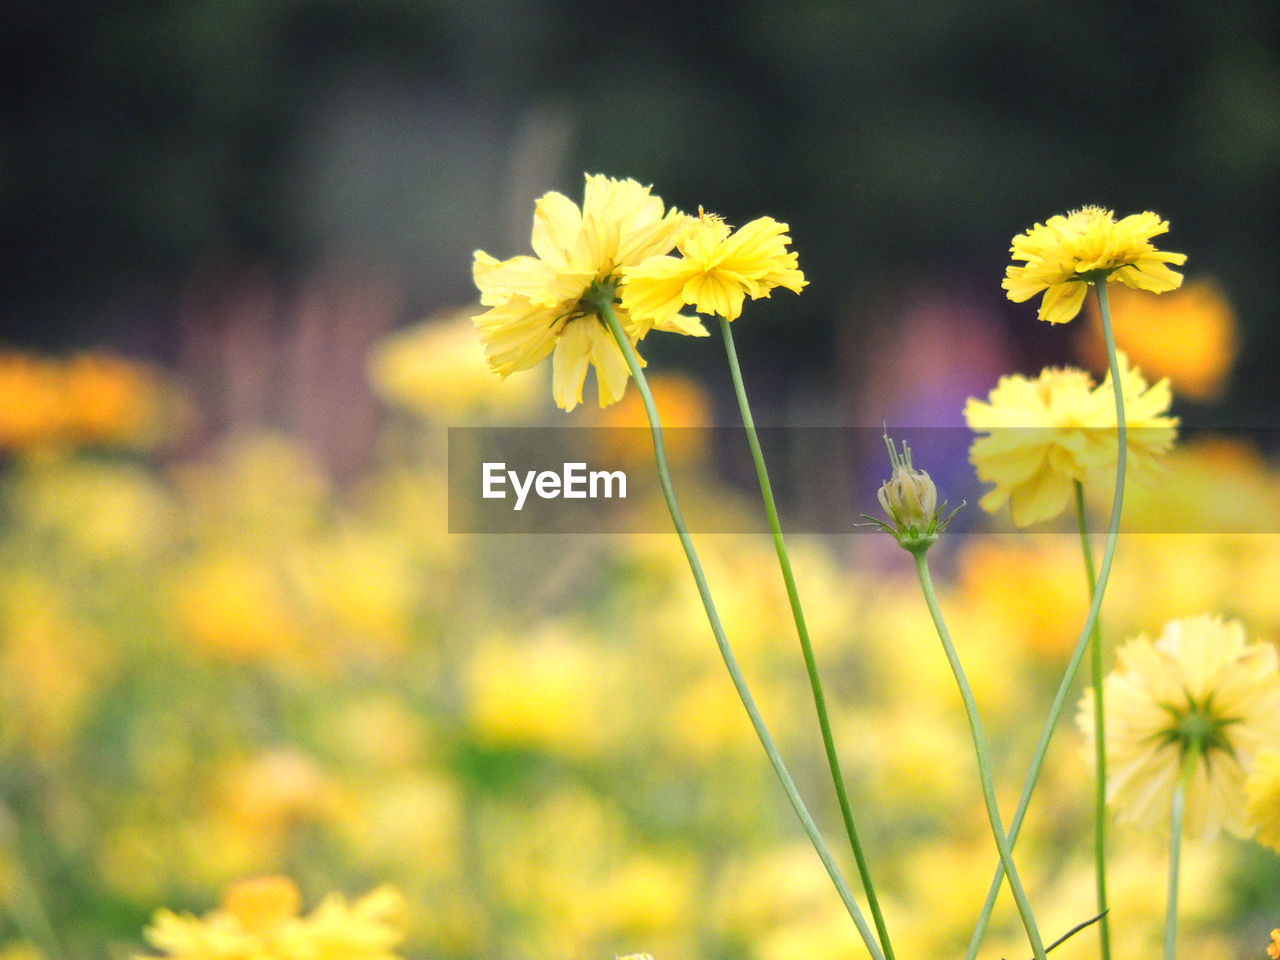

left=578, top=278, right=620, bottom=318
left=1160, top=693, right=1240, bottom=759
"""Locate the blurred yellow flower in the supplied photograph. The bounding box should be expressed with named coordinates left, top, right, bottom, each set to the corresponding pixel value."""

left=1245, top=748, right=1280, bottom=852
left=463, top=628, right=621, bottom=758
left=1077, top=278, right=1238, bottom=401
left=141, top=876, right=406, bottom=960
left=1003, top=207, right=1186, bottom=324
left=620, top=209, right=806, bottom=324
left=1077, top=615, right=1280, bottom=838
left=964, top=352, right=1177, bottom=526
left=367, top=309, right=541, bottom=421
left=172, top=554, right=304, bottom=661
left=1269, top=928, right=1280, bottom=959
left=472, top=174, right=704, bottom=412
left=1108, top=437, right=1280, bottom=536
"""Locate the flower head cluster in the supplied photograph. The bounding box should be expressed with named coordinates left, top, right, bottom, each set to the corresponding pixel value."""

left=1077, top=615, right=1280, bottom=839
left=472, top=177, right=805, bottom=411
left=964, top=352, right=1178, bottom=527
left=620, top=208, right=806, bottom=325
left=140, top=876, right=406, bottom=960
left=1004, top=206, right=1187, bottom=324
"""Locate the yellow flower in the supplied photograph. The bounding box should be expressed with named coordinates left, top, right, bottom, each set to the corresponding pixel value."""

left=1269, top=928, right=1280, bottom=960
left=140, top=876, right=406, bottom=960
left=1245, top=748, right=1280, bottom=852
left=1077, top=615, right=1280, bottom=838
left=619, top=209, right=806, bottom=324
left=472, top=174, right=705, bottom=412
left=964, top=352, right=1178, bottom=527
left=1003, top=206, right=1187, bottom=324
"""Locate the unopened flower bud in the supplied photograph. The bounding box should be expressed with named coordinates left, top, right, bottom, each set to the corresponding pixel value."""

left=862, top=433, right=962, bottom=554
left=878, top=462, right=937, bottom=529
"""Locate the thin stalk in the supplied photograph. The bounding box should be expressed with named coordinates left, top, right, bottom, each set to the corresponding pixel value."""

left=1165, top=747, right=1200, bottom=960
left=0, top=806, right=64, bottom=960
left=912, top=549, right=1048, bottom=960
left=598, top=305, right=886, bottom=960
left=1075, top=480, right=1112, bottom=960
left=718, top=315, right=895, bottom=960
left=963, top=281, right=1129, bottom=960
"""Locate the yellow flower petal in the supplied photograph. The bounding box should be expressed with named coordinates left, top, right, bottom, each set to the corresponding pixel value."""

left=471, top=174, right=698, bottom=412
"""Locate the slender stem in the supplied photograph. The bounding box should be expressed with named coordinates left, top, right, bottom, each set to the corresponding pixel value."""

left=597, top=305, right=886, bottom=960
left=912, top=549, right=1048, bottom=960
left=963, top=282, right=1129, bottom=960
left=1074, top=480, right=1112, bottom=960
left=718, top=316, right=896, bottom=960
left=1165, top=747, right=1200, bottom=960
left=0, top=806, right=64, bottom=960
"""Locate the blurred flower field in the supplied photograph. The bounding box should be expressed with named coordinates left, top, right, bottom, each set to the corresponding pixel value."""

left=1, top=290, right=1279, bottom=960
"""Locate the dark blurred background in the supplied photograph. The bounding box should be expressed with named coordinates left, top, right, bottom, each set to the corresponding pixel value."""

left=3, top=0, right=1278, bottom=447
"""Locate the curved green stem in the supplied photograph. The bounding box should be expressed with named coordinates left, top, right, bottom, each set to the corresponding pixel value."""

left=1075, top=480, right=1112, bottom=960
left=912, top=549, right=1047, bottom=960
left=963, top=282, right=1129, bottom=960
left=718, top=316, right=895, bottom=960
left=598, top=305, right=886, bottom=960
left=1165, top=746, right=1200, bottom=960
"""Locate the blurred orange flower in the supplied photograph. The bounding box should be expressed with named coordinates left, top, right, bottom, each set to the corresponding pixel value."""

left=0, top=348, right=176, bottom=451
left=1077, top=278, right=1238, bottom=401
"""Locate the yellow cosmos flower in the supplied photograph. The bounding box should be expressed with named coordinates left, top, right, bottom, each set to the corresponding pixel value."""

left=1003, top=206, right=1187, bottom=324
left=1077, top=615, right=1280, bottom=839
left=140, top=876, right=406, bottom=960
left=619, top=209, right=806, bottom=324
left=964, top=352, right=1178, bottom=527
left=1245, top=748, right=1280, bottom=852
left=472, top=174, right=706, bottom=412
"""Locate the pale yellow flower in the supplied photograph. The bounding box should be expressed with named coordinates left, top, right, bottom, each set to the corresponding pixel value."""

left=619, top=209, right=806, bottom=324
left=964, top=352, right=1178, bottom=526
left=1077, top=615, right=1280, bottom=838
left=472, top=174, right=705, bottom=412
left=1245, top=748, right=1280, bottom=852
left=1004, top=206, right=1187, bottom=324
left=140, top=876, right=406, bottom=960
left=367, top=308, right=541, bottom=420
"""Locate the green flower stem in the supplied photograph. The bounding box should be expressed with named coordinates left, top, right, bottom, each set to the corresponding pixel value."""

left=963, top=281, right=1129, bottom=960
left=1166, top=746, right=1200, bottom=960
left=718, top=316, right=895, bottom=960
left=1075, top=480, right=1112, bottom=960
left=911, top=548, right=1048, bottom=960
left=0, top=806, right=64, bottom=960
left=598, top=305, right=886, bottom=960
